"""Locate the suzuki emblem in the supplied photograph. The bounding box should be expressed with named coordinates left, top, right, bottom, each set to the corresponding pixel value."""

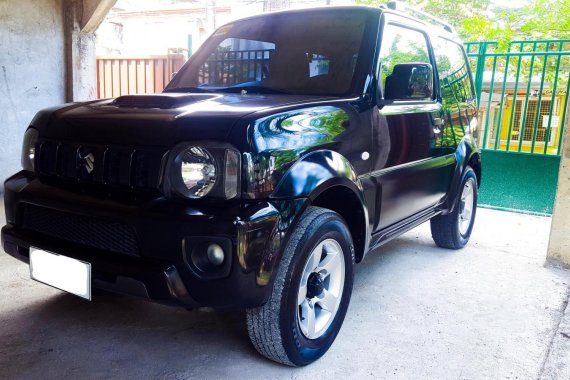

left=80, top=152, right=95, bottom=174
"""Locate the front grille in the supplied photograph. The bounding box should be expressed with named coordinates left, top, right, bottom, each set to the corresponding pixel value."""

left=22, top=204, right=139, bottom=256
left=36, top=140, right=167, bottom=191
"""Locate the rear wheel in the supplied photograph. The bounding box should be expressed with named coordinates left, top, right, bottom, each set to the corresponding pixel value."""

left=431, top=166, right=478, bottom=249
left=246, top=207, right=354, bottom=366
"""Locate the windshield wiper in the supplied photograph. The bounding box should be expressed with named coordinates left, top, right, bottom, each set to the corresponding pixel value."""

left=216, top=86, right=291, bottom=95
left=163, top=87, right=216, bottom=93
left=165, top=85, right=291, bottom=95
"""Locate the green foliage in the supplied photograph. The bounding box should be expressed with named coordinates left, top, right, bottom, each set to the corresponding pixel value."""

left=436, top=125, right=465, bottom=148
left=380, top=35, right=430, bottom=84
left=270, top=110, right=349, bottom=169
left=310, top=110, right=348, bottom=140
left=521, top=0, right=570, bottom=40
left=356, top=0, right=570, bottom=48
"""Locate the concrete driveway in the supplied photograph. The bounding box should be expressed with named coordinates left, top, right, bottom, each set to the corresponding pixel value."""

left=1, top=206, right=569, bottom=379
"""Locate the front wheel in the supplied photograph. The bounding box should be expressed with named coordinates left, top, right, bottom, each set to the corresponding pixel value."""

left=431, top=166, right=478, bottom=249
left=246, top=207, right=354, bottom=366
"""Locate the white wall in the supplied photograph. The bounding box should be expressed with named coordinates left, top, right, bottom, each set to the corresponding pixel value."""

left=96, top=0, right=356, bottom=57
left=0, top=0, right=66, bottom=186
left=120, top=16, right=200, bottom=56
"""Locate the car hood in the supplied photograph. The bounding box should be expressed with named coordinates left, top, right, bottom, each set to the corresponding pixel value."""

left=34, top=92, right=332, bottom=146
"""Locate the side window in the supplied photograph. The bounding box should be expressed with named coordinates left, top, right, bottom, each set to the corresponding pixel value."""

left=433, top=38, right=476, bottom=104
left=378, top=24, right=432, bottom=98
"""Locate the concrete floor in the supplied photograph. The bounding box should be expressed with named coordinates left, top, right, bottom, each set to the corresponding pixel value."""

left=1, top=206, right=569, bottom=380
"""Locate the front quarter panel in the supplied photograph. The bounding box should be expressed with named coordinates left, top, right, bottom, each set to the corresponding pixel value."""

left=238, top=104, right=372, bottom=288
left=242, top=104, right=371, bottom=199
left=272, top=150, right=362, bottom=199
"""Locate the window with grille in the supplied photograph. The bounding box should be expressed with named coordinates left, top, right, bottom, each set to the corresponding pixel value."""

left=199, top=38, right=275, bottom=87
left=511, top=98, right=559, bottom=144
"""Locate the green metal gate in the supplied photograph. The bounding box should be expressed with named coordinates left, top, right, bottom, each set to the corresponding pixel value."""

left=465, top=40, right=570, bottom=214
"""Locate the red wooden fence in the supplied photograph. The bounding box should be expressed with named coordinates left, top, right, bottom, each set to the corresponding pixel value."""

left=96, top=54, right=186, bottom=98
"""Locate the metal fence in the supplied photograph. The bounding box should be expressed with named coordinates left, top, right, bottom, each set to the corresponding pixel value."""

left=96, top=54, right=186, bottom=98
left=465, top=40, right=570, bottom=156
left=199, top=49, right=272, bottom=87
left=465, top=40, right=570, bottom=214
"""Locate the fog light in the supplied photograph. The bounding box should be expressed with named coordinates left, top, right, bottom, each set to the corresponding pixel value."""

left=206, top=243, right=224, bottom=266
left=184, top=237, right=232, bottom=279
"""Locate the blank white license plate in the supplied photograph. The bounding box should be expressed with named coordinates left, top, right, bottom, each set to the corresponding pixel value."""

left=29, top=247, right=91, bottom=300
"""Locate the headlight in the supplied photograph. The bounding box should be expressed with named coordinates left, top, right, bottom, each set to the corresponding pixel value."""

left=166, top=143, right=240, bottom=200
left=21, top=128, right=39, bottom=171
left=180, top=147, right=217, bottom=198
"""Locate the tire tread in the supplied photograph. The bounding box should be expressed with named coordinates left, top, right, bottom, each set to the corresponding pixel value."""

left=430, top=213, right=457, bottom=248
left=246, top=207, right=336, bottom=366
left=431, top=166, right=477, bottom=249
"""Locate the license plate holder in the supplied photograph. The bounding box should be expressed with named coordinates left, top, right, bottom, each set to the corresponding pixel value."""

left=29, top=247, right=91, bottom=300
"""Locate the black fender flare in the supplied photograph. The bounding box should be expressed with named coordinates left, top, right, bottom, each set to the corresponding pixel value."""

left=443, top=135, right=481, bottom=213
left=271, top=149, right=371, bottom=257
left=272, top=150, right=362, bottom=198
left=235, top=153, right=371, bottom=305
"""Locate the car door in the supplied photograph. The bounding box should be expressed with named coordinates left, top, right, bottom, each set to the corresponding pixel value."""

left=371, top=21, right=455, bottom=231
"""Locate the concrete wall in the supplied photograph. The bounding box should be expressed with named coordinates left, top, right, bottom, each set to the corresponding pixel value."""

left=0, top=0, right=65, bottom=186
left=547, top=97, right=570, bottom=267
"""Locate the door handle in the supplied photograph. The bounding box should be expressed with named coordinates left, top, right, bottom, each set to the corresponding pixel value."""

left=433, top=117, right=443, bottom=133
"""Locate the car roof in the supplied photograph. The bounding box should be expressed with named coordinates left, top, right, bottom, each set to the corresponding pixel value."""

left=380, top=7, right=462, bottom=43
left=225, top=5, right=381, bottom=24
left=218, top=5, right=461, bottom=44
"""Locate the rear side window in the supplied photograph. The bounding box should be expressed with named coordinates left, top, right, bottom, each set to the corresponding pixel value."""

left=378, top=24, right=431, bottom=94
left=433, top=38, right=476, bottom=103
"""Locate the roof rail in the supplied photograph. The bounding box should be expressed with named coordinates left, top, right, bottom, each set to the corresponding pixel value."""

left=384, top=1, right=456, bottom=34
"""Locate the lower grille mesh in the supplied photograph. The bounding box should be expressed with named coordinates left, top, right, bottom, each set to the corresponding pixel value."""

left=22, top=205, right=139, bottom=256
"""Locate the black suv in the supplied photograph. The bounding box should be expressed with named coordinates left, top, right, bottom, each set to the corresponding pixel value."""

left=2, top=4, right=480, bottom=366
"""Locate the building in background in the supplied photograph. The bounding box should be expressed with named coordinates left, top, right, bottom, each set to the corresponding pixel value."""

left=95, top=0, right=356, bottom=98
left=96, top=0, right=355, bottom=57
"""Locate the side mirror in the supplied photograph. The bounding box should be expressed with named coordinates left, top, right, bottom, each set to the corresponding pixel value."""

left=384, top=63, right=433, bottom=101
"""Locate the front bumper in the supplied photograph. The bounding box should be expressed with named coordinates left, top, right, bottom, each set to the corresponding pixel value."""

left=2, top=171, right=307, bottom=308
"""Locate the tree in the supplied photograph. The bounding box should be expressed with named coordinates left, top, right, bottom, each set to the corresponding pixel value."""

left=356, top=0, right=570, bottom=48
left=520, top=0, right=570, bottom=40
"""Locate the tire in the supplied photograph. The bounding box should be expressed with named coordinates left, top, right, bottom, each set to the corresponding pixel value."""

left=431, top=166, right=478, bottom=249
left=246, top=206, right=354, bottom=366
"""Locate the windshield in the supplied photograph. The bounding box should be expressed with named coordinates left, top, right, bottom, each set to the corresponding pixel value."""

left=166, top=9, right=376, bottom=96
